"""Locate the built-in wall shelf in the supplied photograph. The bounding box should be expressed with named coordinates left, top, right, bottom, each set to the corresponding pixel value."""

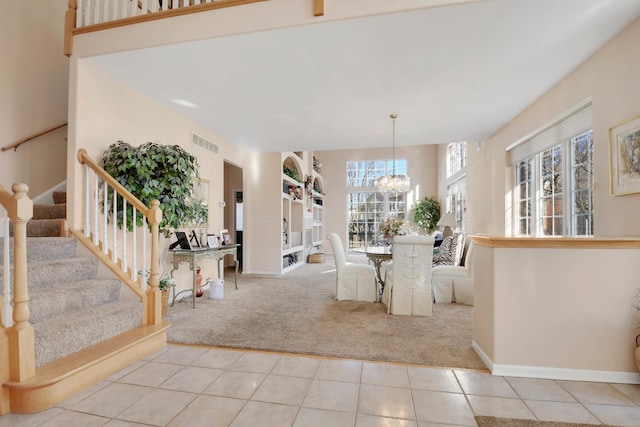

left=280, top=152, right=325, bottom=273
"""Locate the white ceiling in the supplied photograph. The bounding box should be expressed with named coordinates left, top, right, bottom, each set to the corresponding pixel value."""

left=86, top=0, right=640, bottom=153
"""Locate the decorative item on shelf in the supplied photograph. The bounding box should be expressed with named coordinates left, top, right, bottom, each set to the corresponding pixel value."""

left=411, top=196, right=441, bottom=234
left=283, top=164, right=301, bottom=182
left=313, top=156, right=322, bottom=173
left=307, top=244, right=325, bottom=263
left=288, top=184, right=303, bottom=200
left=282, top=218, right=289, bottom=249
left=437, top=212, right=457, bottom=238
left=377, top=114, right=410, bottom=194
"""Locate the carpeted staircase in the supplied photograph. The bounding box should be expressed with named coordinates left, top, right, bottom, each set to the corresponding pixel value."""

left=1, top=191, right=143, bottom=366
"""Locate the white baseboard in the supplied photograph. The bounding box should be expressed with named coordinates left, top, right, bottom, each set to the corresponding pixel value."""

left=472, top=340, right=640, bottom=384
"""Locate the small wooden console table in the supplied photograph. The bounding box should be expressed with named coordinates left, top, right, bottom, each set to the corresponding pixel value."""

left=169, top=245, right=239, bottom=308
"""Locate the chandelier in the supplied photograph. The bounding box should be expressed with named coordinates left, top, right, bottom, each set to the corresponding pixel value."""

left=378, top=113, right=410, bottom=194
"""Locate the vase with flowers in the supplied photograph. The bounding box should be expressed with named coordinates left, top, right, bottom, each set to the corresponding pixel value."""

left=379, top=216, right=405, bottom=246
left=139, top=269, right=175, bottom=317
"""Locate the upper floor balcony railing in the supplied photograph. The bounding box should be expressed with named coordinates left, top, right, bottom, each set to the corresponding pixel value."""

left=64, top=0, right=273, bottom=55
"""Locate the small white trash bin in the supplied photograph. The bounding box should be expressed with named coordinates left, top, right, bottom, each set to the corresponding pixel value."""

left=209, top=278, right=224, bottom=299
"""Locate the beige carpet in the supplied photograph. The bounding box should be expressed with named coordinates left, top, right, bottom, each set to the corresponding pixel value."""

left=166, top=256, right=485, bottom=369
left=475, top=416, right=622, bottom=427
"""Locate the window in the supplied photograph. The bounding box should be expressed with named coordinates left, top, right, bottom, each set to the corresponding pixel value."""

left=447, top=141, right=467, bottom=178
left=510, top=102, right=593, bottom=236
left=346, top=160, right=407, bottom=248
left=445, top=142, right=467, bottom=231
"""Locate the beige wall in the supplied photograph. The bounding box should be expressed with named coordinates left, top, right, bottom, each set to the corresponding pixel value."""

left=68, top=60, right=256, bottom=291
left=1, top=0, right=68, bottom=198
left=316, top=144, right=439, bottom=249
left=467, top=17, right=640, bottom=382
left=468, top=17, right=640, bottom=238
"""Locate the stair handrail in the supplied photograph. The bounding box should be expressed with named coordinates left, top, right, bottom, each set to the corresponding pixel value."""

left=0, top=183, right=36, bottom=383
left=76, top=149, right=163, bottom=325
left=1, top=123, right=67, bottom=153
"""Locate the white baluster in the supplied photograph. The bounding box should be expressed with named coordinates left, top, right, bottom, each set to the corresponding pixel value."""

left=2, top=213, right=12, bottom=328
left=84, top=165, right=90, bottom=237
left=77, top=0, right=85, bottom=27
left=112, top=0, right=119, bottom=20
left=103, top=0, right=111, bottom=21
left=150, top=0, right=158, bottom=13
left=132, top=207, right=137, bottom=280
left=94, top=0, right=102, bottom=24
left=103, top=181, right=108, bottom=254
left=93, top=174, right=99, bottom=245
left=171, top=0, right=178, bottom=10
left=122, top=199, right=127, bottom=273
left=142, top=216, right=148, bottom=290
left=194, top=0, right=201, bottom=5
left=130, top=0, right=137, bottom=17
left=140, top=0, right=148, bottom=15
left=112, top=187, right=118, bottom=262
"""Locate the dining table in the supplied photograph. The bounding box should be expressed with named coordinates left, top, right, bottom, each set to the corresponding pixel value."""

left=352, top=246, right=393, bottom=296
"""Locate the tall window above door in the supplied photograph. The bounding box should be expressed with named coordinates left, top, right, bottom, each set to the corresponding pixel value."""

left=346, top=160, right=408, bottom=248
left=509, top=101, right=593, bottom=236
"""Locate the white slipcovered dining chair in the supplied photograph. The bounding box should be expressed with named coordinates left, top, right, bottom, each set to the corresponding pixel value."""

left=381, top=235, right=435, bottom=316
left=327, top=233, right=378, bottom=302
left=432, top=242, right=474, bottom=305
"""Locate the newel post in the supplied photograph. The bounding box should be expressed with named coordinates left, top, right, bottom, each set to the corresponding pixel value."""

left=8, top=184, right=35, bottom=381
left=146, top=200, right=163, bottom=325
left=64, top=0, right=77, bottom=57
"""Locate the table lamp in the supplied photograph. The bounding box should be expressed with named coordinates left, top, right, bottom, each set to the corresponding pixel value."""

left=437, top=212, right=457, bottom=239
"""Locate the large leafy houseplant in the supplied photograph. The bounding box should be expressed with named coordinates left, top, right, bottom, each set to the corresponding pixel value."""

left=412, top=196, right=441, bottom=233
left=100, top=141, right=200, bottom=237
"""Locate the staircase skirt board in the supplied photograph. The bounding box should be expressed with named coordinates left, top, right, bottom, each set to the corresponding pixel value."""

left=5, top=322, right=169, bottom=414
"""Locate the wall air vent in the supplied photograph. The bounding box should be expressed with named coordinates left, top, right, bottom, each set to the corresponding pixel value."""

left=192, top=133, right=218, bottom=154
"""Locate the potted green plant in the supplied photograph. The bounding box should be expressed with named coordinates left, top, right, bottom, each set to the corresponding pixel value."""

left=632, top=291, right=640, bottom=370
left=411, top=196, right=441, bottom=233
left=99, top=141, right=200, bottom=237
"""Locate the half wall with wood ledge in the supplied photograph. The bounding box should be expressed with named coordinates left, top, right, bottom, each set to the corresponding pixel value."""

left=469, top=235, right=640, bottom=384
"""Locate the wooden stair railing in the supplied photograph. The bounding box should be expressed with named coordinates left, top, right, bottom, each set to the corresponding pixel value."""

left=1, top=123, right=67, bottom=153
left=76, top=149, right=163, bottom=326
left=65, top=0, right=269, bottom=56
left=0, top=183, right=35, bottom=414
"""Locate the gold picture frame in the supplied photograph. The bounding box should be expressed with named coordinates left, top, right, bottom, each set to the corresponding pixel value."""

left=610, top=114, right=640, bottom=195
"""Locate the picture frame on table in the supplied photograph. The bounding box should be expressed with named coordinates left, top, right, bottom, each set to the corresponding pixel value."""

left=207, top=234, right=219, bottom=248
left=189, top=229, right=200, bottom=247
left=220, top=229, right=232, bottom=246
left=169, top=231, right=191, bottom=250
left=610, top=114, right=640, bottom=195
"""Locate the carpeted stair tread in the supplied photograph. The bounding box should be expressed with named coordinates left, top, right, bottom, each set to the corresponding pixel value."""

left=29, top=278, right=123, bottom=324
left=25, top=218, right=65, bottom=237
left=20, top=257, right=98, bottom=290
left=53, top=191, right=66, bottom=204
left=0, top=237, right=76, bottom=263
left=33, top=203, right=66, bottom=219
left=34, top=300, right=143, bottom=367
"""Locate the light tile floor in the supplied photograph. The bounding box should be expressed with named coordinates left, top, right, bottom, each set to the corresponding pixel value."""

left=1, top=344, right=640, bottom=427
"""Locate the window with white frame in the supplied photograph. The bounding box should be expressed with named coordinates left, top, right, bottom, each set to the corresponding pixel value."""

left=445, top=142, right=467, bottom=231
left=509, top=102, right=593, bottom=236
left=346, top=160, right=407, bottom=248
left=447, top=141, right=467, bottom=178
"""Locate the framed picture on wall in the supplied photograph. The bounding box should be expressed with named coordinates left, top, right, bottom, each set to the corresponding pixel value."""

left=610, top=114, right=640, bottom=195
